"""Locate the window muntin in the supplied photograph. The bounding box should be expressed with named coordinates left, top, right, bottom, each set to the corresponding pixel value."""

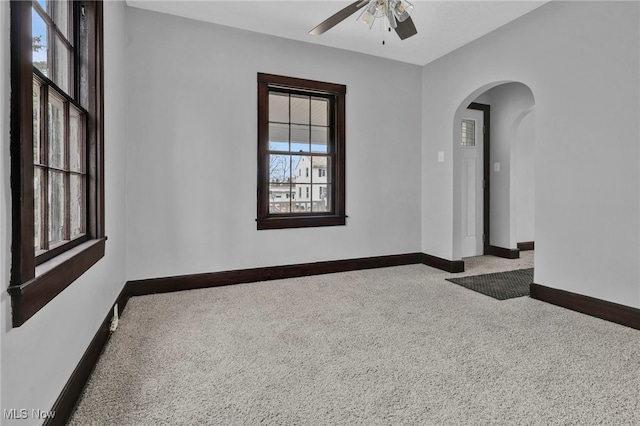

left=257, top=73, right=346, bottom=229
left=268, top=93, right=330, bottom=214
left=31, top=0, right=88, bottom=263
left=9, top=0, right=104, bottom=327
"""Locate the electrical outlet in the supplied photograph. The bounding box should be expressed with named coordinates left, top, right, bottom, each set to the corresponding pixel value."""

left=109, top=304, right=119, bottom=332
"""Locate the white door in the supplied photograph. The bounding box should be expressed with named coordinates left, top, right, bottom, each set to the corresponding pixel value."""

left=460, top=109, right=484, bottom=258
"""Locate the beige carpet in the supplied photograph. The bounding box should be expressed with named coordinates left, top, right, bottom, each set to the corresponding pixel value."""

left=70, top=253, right=640, bottom=425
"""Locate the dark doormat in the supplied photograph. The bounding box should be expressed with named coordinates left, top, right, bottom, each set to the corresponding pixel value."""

left=446, top=268, right=534, bottom=300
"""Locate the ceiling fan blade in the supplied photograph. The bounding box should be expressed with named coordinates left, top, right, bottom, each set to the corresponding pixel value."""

left=394, top=15, right=417, bottom=40
left=309, top=1, right=369, bottom=36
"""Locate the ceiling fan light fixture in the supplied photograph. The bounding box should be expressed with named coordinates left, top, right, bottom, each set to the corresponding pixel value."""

left=393, top=0, right=413, bottom=22
left=387, top=8, right=397, bottom=28
left=356, top=0, right=414, bottom=30
left=311, top=0, right=416, bottom=41
left=357, top=9, right=376, bottom=28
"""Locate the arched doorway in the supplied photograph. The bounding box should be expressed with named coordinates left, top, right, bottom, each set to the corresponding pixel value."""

left=452, top=82, right=535, bottom=262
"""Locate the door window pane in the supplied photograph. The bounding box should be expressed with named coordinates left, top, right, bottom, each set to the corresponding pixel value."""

left=461, top=119, right=475, bottom=147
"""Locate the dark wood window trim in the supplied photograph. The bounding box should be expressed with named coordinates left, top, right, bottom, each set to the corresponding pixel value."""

left=8, top=0, right=105, bottom=327
left=257, top=73, right=346, bottom=230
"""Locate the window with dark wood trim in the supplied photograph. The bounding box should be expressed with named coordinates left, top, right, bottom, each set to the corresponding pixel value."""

left=8, top=0, right=105, bottom=327
left=257, top=73, right=346, bottom=230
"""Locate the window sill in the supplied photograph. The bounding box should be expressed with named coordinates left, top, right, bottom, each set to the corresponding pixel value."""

left=7, top=238, right=106, bottom=327
left=257, top=215, right=347, bottom=230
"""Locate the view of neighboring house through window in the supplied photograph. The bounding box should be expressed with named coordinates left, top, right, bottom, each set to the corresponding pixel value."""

left=257, top=73, right=346, bottom=229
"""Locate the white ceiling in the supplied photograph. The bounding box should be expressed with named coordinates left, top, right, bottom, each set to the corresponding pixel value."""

left=125, top=1, right=548, bottom=66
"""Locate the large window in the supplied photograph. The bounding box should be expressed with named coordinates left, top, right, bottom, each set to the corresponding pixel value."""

left=8, top=0, right=104, bottom=327
left=257, top=73, right=346, bottom=229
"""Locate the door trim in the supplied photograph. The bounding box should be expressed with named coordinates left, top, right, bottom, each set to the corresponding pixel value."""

left=467, top=102, right=490, bottom=255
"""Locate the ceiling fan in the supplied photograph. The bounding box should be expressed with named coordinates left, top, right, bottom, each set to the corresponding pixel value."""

left=310, top=0, right=417, bottom=41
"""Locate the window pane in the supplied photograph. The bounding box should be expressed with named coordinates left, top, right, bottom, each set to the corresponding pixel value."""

left=311, top=98, right=328, bottom=126
left=269, top=154, right=290, bottom=183
left=311, top=126, right=328, bottom=153
left=69, top=107, right=83, bottom=172
left=54, top=37, right=70, bottom=93
left=32, top=9, right=49, bottom=76
left=293, top=155, right=310, bottom=182
left=461, top=119, right=475, bottom=147
left=268, top=122, right=289, bottom=152
left=269, top=183, right=291, bottom=214
left=290, top=95, right=309, bottom=125
left=48, top=170, right=65, bottom=245
left=291, top=125, right=310, bottom=153
left=34, top=167, right=44, bottom=251
left=52, top=0, right=69, bottom=40
left=33, top=81, right=41, bottom=164
left=48, top=93, right=65, bottom=169
left=70, top=174, right=84, bottom=238
left=268, top=93, right=289, bottom=123
left=312, top=156, right=330, bottom=184
left=294, top=184, right=310, bottom=212
left=313, top=184, right=332, bottom=212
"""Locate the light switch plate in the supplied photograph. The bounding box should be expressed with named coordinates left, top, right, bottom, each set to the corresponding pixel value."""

left=438, top=151, right=445, bottom=163
left=494, top=162, right=500, bottom=172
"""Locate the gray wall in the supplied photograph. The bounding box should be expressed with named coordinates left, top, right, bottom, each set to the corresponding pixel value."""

left=2, top=1, right=639, bottom=421
left=422, top=1, right=639, bottom=307
left=0, top=1, right=129, bottom=422
left=124, top=8, right=423, bottom=281
left=515, top=108, right=535, bottom=244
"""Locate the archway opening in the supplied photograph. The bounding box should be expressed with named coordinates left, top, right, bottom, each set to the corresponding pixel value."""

left=452, top=81, right=535, bottom=264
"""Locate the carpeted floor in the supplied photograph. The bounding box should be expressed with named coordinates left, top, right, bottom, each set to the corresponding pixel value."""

left=70, top=253, right=640, bottom=425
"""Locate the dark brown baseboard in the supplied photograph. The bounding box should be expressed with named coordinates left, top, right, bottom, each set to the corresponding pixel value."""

left=127, top=253, right=426, bottom=296
left=422, top=253, right=465, bottom=273
left=49, top=251, right=467, bottom=423
left=517, top=241, right=535, bottom=251
left=488, top=245, right=520, bottom=259
left=45, top=287, right=130, bottom=426
left=530, top=283, right=640, bottom=330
